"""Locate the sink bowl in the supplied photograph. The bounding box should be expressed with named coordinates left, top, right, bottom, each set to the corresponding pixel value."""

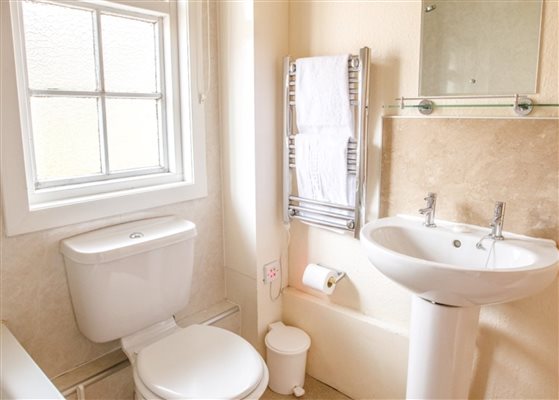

left=360, top=215, right=559, bottom=307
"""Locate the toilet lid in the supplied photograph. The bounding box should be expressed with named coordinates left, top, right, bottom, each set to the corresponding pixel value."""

left=136, top=325, right=263, bottom=400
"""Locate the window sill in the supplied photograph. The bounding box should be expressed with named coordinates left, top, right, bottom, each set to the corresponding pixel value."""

left=3, top=180, right=207, bottom=236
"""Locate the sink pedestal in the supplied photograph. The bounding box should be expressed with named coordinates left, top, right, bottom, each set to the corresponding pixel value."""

left=406, top=296, right=480, bottom=399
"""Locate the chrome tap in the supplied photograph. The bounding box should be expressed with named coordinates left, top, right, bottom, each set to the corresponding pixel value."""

left=489, top=201, right=506, bottom=240
left=419, top=192, right=437, bottom=227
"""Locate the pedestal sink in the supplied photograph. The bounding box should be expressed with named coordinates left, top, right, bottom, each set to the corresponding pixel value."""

left=360, top=215, right=559, bottom=399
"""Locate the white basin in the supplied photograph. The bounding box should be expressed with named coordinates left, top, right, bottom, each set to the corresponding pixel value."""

left=360, top=215, right=559, bottom=307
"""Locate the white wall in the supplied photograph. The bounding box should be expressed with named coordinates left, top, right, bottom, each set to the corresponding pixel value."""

left=218, top=0, right=288, bottom=352
left=218, top=0, right=259, bottom=346
left=253, top=0, right=289, bottom=350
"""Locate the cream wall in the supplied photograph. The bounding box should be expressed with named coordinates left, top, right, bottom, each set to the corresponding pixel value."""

left=219, top=0, right=288, bottom=353
left=218, top=0, right=259, bottom=347
left=253, top=0, right=289, bottom=350
left=287, top=0, right=558, bottom=399
left=0, top=0, right=225, bottom=379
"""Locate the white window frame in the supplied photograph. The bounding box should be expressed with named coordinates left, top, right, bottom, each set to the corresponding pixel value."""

left=27, top=2, right=172, bottom=191
left=1, top=0, right=207, bottom=236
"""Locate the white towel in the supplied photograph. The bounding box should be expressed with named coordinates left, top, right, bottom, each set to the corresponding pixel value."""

left=295, top=133, right=351, bottom=206
left=295, top=54, right=353, bottom=135
left=294, top=54, right=355, bottom=211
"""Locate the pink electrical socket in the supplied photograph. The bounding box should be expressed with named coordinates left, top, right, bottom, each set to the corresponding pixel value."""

left=263, top=261, right=280, bottom=284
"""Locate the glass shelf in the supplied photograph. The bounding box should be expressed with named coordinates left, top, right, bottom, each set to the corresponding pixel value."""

left=384, top=103, right=559, bottom=109
left=384, top=96, right=558, bottom=115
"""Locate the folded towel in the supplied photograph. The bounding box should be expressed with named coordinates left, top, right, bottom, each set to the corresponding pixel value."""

left=295, top=132, right=351, bottom=206
left=295, top=54, right=353, bottom=135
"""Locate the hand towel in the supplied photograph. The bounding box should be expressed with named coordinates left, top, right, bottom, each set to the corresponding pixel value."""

left=295, top=132, right=351, bottom=207
left=295, top=54, right=353, bottom=135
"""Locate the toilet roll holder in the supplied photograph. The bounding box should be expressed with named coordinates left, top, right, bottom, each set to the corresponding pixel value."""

left=302, top=263, right=347, bottom=294
left=326, top=270, right=346, bottom=289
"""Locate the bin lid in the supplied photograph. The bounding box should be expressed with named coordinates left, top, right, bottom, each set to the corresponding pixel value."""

left=265, top=325, right=311, bottom=355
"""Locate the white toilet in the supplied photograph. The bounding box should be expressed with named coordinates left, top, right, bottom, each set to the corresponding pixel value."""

left=60, top=217, right=269, bottom=400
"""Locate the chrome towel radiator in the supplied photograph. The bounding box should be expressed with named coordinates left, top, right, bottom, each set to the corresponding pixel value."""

left=283, top=47, right=370, bottom=237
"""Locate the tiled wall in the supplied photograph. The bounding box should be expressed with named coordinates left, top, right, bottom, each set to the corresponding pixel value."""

left=381, top=117, right=558, bottom=242
left=0, top=1, right=224, bottom=381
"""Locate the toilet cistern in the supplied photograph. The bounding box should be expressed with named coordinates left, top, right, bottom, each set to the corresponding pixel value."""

left=60, top=217, right=269, bottom=400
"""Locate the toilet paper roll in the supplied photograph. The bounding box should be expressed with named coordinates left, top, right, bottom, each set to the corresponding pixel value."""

left=302, top=264, right=338, bottom=295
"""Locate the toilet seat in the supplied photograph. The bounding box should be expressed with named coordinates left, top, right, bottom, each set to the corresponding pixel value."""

left=132, top=359, right=269, bottom=400
left=136, top=325, right=265, bottom=400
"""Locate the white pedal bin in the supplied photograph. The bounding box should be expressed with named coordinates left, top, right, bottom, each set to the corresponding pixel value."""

left=265, top=322, right=311, bottom=396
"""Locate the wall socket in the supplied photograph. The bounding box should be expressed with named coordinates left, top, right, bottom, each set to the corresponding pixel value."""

left=263, top=260, right=280, bottom=284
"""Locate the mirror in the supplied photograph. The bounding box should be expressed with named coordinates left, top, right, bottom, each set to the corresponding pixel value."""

left=419, top=0, right=542, bottom=96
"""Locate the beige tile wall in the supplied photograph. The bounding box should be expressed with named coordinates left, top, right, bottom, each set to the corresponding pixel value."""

left=381, top=117, right=558, bottom=241
left=84, top=366, right=134, bottom=400
left=0, top=1, right=223, bottom=380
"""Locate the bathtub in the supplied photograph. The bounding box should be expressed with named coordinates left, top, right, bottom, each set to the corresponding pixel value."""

left=0, top=322, right=64, bottom=399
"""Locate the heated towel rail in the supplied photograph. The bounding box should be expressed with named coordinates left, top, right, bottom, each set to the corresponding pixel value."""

left=283, top=47, right=370, bottom=237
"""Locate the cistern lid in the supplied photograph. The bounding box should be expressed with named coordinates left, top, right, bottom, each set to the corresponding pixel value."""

left=60, top=216, right=197, bottom=264
left=136, top=324, right=264, bottom=400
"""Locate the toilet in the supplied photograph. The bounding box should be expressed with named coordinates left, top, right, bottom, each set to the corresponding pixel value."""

left=60, top=217, right=269, bottom=400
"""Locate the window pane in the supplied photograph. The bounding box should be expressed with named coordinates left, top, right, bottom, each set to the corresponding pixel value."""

left=30, top=97, right=102, bottom=181
left=22, top=1, right=97, bottom=91
left=105, top=99, right=162, bottom=172
left=101, top=14, right=159, bottom=93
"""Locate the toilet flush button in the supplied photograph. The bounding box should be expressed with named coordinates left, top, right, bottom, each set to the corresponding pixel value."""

left=129, top=232, right=144, bottom=239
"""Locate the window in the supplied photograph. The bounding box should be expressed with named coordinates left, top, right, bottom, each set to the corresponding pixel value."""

left=2, top=0, right=207, bottom=235
left=22, top=0, right=173, bottom=189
